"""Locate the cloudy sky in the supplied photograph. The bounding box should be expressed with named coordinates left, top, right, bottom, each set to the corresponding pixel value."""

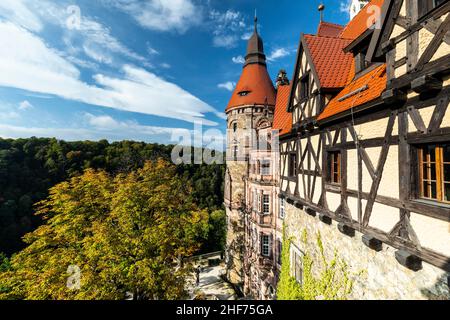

left=0, top=0, right=352, bottom=146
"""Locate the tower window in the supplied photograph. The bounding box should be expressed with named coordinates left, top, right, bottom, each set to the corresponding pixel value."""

left=238, top=91, right=251, bottom=97
left=279, top=198, right=286, bottom=219
left=233, top=122, right=238, bottom=132
left=232, top=145, right=238, bottom=159
left=263, top=194, right=270, bottom=214
left=261, top=234, right=270, bottom=257
left=261, top=161, right=271, bottom=175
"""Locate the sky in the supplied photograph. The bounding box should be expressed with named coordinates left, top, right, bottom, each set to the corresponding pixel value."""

left=0, top=0, right=354, bottom=148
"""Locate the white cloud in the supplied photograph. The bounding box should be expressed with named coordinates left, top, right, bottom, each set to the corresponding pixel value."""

left=0, top=0, right=43, bottom=32
left=160, top=63, right=171, bottom=69
left=0, top=111, right=20, bottom=121
left=0, top=116, right=192, bottom=143
left=241, top=32, right=253, bottom=41
left=232, top=55, right=245, bottom=64
left=0, top=22, right=220, bottom=126
left=19, top=100, right=33, bottom=110
left=340, top=0, right=352, bottom=16
left=210, top=9, right=247, bottom=49
left=217, top=82, right=236, bottom=92
left=213, top=35, right=239, bottom=49
left=267, top=48, right=293, bottom=62
left=1, top=0, right=150, bottom=67
left=106, top=0, right=202, bottom=33
left=147, top=45, right=160, bottom=55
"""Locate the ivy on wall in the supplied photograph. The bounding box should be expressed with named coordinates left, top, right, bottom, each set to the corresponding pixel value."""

left=277, top=228, right=363, bottom=300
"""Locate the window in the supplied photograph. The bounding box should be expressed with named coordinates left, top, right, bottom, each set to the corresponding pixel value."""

left=418, top=144, right=450, bottom=203
left=233, top=122, right=238, bottom=132
left=232, top=145, right=238, bottom=159
left=328, top=151, right=341, bottom=184
left=257, top=193, right=262, bottom=212
left=290, top=245, right=303, bottom=284
left=261, top=161, right=271, bottom=175
left=238, top=91, right=250, bottom=97
left=355, top=52, right=370, bottom=73
left=263, top=194, right=270, bottom=214
left=288, top=153, right=297, bottom=177
left=300, top=73, right=310, bottom=100
left=279, top=198, right=286, bottom=219
left=253, top=190, right=257, bottom=209
left=419, top=0, right=447, bottom=17
left=277, top=239, right=282, bottom=265
left=261, top=234, right=270, bottom=257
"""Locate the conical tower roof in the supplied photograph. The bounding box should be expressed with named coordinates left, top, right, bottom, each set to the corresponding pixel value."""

left=225, top=15, right=276, bottom=112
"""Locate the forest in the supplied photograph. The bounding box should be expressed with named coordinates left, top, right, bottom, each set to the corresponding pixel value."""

left=0, top=137, right=226, bottom=256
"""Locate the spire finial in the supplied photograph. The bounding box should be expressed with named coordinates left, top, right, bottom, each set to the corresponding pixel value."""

left=318, top=3, right=325, bottom=22
left=254, top=9, right=258, bottom=33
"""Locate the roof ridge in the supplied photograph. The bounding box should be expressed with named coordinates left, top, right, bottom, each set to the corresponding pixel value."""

left=305, top=33, right=352, bottom=41
left=319, top=21, right=344, bottom=28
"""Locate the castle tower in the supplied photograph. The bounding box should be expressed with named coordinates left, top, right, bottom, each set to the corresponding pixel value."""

left=349, top=0, right=369, bottom=20
left=224, top=15, right=276, bottom=291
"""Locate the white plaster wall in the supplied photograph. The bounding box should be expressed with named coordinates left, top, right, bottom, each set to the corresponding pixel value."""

left=368, top=202, right=399, bottom=233
left=378, top=145, right=399, bottom=199
left=410, top=213, right=450, bottom=257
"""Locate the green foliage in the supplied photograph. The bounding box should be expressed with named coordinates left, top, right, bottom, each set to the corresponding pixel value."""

left=0, top=137, right=225, bottom=255
left=0, top=160, right=210, bottom=300
left=277, top=228, right=360, bottom=300
left=203, top=209, right=226, bottom=253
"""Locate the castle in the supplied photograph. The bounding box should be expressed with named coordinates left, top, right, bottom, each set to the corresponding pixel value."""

left=225, top=0, right=450, bottom=299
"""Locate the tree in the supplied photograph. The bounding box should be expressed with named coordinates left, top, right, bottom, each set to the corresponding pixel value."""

left=0, top=159, right=209, bottom=300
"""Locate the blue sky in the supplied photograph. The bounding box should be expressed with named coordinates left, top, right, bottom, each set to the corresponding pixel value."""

left=0, top=0, right=352, bottom=147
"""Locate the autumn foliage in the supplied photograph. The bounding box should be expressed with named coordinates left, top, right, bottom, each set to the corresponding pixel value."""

left=0, top=159, right=209, bottom=300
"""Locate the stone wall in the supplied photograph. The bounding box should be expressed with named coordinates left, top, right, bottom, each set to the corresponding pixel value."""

left=284, top=202, right=450, bottom=300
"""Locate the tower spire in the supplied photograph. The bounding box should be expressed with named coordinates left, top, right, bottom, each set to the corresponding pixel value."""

left=245, top=14, right=266, bottom=66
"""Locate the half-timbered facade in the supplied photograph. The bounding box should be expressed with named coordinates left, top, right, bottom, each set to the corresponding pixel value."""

left=279, top=0, right=450, bottom=299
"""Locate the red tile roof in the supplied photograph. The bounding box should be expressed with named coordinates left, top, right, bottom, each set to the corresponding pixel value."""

left=272, top=84, right=292, bottom=136
left=317, top=64, right=386, bottom=121
left=317, top=21, right=344, bottom=38
left=340, top=0, right=385, bottom=40
left=304, top=35, right=354, bottom=89
left=226, top=64, right=276, bottom=112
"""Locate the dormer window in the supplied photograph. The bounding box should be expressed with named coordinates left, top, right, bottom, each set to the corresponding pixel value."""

left=238, top=91, right=251, bottom=97
left=300, top=73, right=310, bottom=100
left=419, top=0, right=447, bottom=18
left=355, top=51, right=370, bottom=73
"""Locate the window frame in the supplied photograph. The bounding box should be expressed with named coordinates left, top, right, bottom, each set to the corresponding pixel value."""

left=232, top=145, right=238, bottom=159
left=417, top=143, right=450, bottom=204
left=260, top=160, right=271, bottom=176
left=290, top=244, right=303, bottom=285
left=328, top=151, right=342, bottom=185
left=261, top=234, right=271, bottom=257
left=262, top=194, right=270, bottom=215
left=279, top=197, right=286, bottom=219
left=288, top=152, right=297, bottom=178
left=299, top=72, right=310, bottom=101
